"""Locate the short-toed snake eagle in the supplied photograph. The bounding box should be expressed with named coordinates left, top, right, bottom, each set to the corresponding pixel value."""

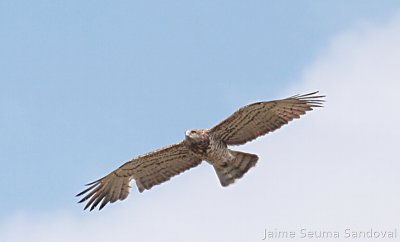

left=77, top=92, right=324, bottom=210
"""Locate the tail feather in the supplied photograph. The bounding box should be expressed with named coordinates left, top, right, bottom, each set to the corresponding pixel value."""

left=214, top=150, right=258, bottom=187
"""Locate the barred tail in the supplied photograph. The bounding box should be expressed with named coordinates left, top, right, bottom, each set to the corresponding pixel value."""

left=214, top=150, right=258, bottom=187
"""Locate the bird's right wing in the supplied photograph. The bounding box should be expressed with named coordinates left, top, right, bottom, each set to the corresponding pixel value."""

left=76, top=142, right=202, bottom=211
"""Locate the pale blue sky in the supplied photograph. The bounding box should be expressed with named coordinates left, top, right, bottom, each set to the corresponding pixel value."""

left=1, top=0, right=399, bottom=219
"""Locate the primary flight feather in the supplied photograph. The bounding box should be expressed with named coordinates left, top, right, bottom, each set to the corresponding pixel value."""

left=77, top=91, right=325, bottom=211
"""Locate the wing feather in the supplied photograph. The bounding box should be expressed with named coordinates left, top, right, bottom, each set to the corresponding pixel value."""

left=210, top=91, right=325, bottom=145
left=76, top=142, right=202, bottom=210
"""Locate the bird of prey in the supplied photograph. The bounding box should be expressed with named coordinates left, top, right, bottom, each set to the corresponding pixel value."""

left=77, top=91, right=324, bottom=210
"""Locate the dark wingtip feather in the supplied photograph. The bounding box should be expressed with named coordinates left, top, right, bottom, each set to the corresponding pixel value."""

left=76, top=183, right=98, bottom=197
left=99, top=201, right=108, bottom=210
left=302, top=90, right=319, bottom=96
left=293, top=91, right=326, bottom=107
left=84, top=203, right=90, bottom=210
left=292, top=91, right=325, bottom=98
left=85, top=179, right=101, bottom=186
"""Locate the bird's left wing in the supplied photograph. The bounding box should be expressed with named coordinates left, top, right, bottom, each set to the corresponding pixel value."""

left=210, top=91, right=324, bottom=145
left=76, top=141, right=202, bottom=211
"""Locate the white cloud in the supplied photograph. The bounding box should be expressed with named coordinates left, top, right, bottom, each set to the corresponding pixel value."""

left=2, top=12, right=400, bottom=242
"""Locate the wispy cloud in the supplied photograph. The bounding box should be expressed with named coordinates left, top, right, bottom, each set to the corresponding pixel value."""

left=2, top=12, right=400, bottom=242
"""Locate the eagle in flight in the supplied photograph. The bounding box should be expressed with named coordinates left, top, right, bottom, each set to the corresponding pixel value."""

left=77, top=91, right=324, bottom=210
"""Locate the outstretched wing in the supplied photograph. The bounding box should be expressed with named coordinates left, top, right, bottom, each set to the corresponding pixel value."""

left=76, top=142, right=202, bottom=211
left=210, top=91, right=324, bottom=145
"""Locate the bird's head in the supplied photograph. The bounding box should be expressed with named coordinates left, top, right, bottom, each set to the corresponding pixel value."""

left=185, top=129, right=210, bottom=149
left=185, top=129, right=204, bottom=142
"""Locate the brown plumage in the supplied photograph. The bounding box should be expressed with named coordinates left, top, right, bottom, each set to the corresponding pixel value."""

left=77, top=91, right=324, bottom=210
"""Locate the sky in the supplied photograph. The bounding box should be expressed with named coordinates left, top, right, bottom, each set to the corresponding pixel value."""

left=1, top=1, right=400, bottom=241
